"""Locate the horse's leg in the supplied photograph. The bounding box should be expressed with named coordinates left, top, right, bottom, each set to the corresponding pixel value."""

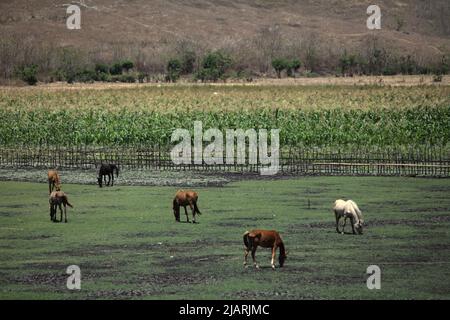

left=342, top=217, right=347, bottom=234
left=49, top=181, right=52, bottom=195
left=271, top=246, right=277, bottom=270
left=189, top=203, right=196, bottom=223
left=252, top=247, right=259, bottom=269
left=111, top=172, right=114, bottom=186
left=64, top=204, right=67, bottom=223
left=184, top=206, right=190, bottom=223
left=335, top=214, right=341, bottom=233
left=351, top=217, right=356, bottom=234
left=243, top=248, right=249, bottom=267
left=107, top=173, right=111, bottom=186
left=59, top=203, right=63, bottom=222
left=104, top=175, right=107, bottom=186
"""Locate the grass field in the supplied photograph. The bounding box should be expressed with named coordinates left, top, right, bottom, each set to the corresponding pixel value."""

left=1, top=176, right=449, bottom=300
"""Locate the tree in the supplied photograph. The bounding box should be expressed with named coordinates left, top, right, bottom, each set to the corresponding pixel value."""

left=17, top=64, right=38, bottom=85
left=195, top=51, right=232, bottom=82
left=110, top=62, right=123, bottom=75
left=166, top=59, right=182, bottom=82
left=121, top=60, right=134, bottom=72
left=287, top=59, right=301, bottom=77
left=272, top=58, right=289, bottom=78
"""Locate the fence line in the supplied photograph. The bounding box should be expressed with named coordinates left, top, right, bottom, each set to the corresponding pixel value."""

left=0, top=145, right=449, bottom=177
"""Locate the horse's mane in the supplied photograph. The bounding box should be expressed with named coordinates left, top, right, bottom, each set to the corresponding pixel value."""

left=348, top=200, right=363, bottom=222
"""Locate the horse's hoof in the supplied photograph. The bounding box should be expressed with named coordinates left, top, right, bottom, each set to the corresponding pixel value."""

left=271, top=266, right=276, bottom=270
left=255, top=265, right=260, bottom=269
left=341, top=232, right=344, bottom=235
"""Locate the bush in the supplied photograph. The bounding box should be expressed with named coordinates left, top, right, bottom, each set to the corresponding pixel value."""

left=166, top=59, right=182, bottom=82
left=137, top=72, right=148, bottom=83
left=287, top=59, right=301, bottom=77
left=17, top=64, right=38, bottom=85
left=180, top=50, right=196, bottom=74
left=121, top=60, right=134, bottom=72
left=110, top=62, right=123, bottom=75
left=433, top=74, right=443, bottom=82
left=76, top=69, right=96, bottom=83
left=120, top=74, right=136, bottom=83
left=195, top=51, right=232, bottom=82
left=95, top=63, right=109, bottom=74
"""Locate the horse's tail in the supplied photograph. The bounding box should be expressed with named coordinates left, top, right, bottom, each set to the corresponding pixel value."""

left=193, top=201, right=201, bottom=215
left=63, top=195, right=73, bottom=208
left=243, top=231, right=251, bottom=249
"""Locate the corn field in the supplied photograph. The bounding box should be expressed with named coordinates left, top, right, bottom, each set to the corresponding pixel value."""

left=0, top=84, right=449, bottom=176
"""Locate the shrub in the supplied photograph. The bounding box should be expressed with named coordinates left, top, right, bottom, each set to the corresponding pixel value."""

left=120, top=74, right=136, bottom=83
left=137, top=72, right=148, bottom=83
left=433, top=74, right=443, bottom=82
left=17, top=64, right=38, bottom=85
left=196, top=51, right=232, bottom=82
left=121, top=60, right=134, bottom=72
left=180, top=50, right=196, bottom=74
left=287, top=59, right=301, bottom=77
left=110, top=62, right=123, bottom=75
left=95, top=63, right=109, bottom=74
left=166, top=59, right=182, bottom=82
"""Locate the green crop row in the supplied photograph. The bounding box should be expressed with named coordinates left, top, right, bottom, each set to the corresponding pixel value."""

left=0, top=106, right=449, bottom=147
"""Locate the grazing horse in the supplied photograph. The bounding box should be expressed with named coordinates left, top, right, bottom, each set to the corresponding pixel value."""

left=243, top=229, right=287, bottom=270
left=333, top=199, right=364, bottom=234
left=49, top=191, right=73, bottom=223
left=173, top=190, right=201, bottom=223
left=97, top=164, right=119, bottom=187
left=48, top=170, right=61, bottom=194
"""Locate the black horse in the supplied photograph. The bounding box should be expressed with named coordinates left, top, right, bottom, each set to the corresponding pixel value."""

left=97, top=164, right=119, bottom=187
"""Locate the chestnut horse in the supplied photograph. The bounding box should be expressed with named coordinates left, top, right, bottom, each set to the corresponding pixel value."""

left=48, top=170, right=61, bottom=194
left=49, top=191, right=73, bottom=223
left=97, top=164, right=119, bottom=187
left=243, top=229, right=287, bottom=270
left=173, top=190, right=201, bottom=223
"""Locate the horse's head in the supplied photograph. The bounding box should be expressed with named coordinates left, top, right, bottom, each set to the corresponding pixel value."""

left=55, top=184, right=61, bottom=191
left=97, top=176, right=103, bottom=188
left=355, top=220, right=364, bottom=234
left=279, top=250, right=287, bottom=267
left=173, top=199, right=180, bottom=222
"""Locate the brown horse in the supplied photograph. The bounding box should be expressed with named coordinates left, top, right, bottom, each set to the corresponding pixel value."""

left=172, top=190, right=201, bottom=223
left=48, top=170, right=61, bottom=194
left=243, top=229, right=287, bottom=270
left=49, top=191, right=73, bottom=223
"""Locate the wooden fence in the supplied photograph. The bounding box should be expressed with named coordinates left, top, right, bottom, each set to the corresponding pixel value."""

left=0, top=145, right=449, bottom=177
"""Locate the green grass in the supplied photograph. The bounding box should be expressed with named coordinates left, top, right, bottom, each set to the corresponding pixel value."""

left=0, top=176, right=449, bottom=299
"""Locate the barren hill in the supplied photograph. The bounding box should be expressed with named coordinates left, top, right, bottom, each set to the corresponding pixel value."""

left=1, top=0, right=449, bottom=76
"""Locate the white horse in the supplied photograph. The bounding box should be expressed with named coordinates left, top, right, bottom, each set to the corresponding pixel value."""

left=333, top=199, right=364, bottom=234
